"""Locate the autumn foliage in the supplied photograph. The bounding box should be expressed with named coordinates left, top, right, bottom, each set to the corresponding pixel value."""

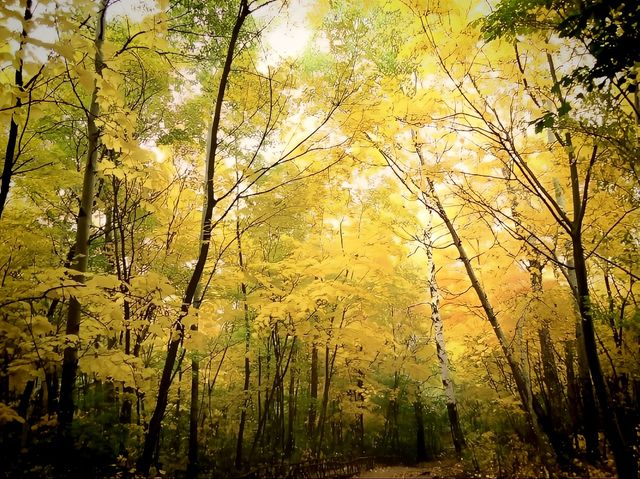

left=0, top=0, right=638, bottom=478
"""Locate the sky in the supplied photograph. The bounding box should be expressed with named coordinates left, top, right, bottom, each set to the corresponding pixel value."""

left=253, top=0, right=315, bottom=59
left=2, top=0, right=316, bottom=66
left=104, top=0, right=316, bottom=60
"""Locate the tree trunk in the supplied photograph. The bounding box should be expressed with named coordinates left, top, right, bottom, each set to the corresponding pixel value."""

left=572, top=235, right=636, bottom=478
left=0, top=0, right=32, bottom=219
left=424, top=228, right=465, bottom=455
left=414, top=399, right=428, bottom=462
left=430, top=184, right=558, bottom=473
left=235, top=216, right=251, bottom=469
left=137, top=4, right=250, bottom=475
left=187, top=358, right=199, bottom=479
left=547, top=51, right=635, bottom=475
left=538, top=324, right=572, bottom=462
left=556, top=190, right=600, bottom=460
left=309, top=343, right=318, bottom=439
left=248, top=336, right=296, bottom=462
left=315, top=343, right=337, bottom=455
left=58, top=0, right=107, bottom=432
left=285, top=343, right=297, bottom=457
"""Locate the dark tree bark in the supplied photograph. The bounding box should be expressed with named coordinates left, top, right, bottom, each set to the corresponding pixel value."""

left=285, top=343, right=297, bottom=457
left=235, top=216, right=251, bottom=470
left=137, top=3, right=251, bottom=474
left=186, top=358, right=199, bottom=479
left=414, top=400, right=428, bottom=462
left=0, top=0, right=32, bottom=219
left=308, top=343, right=318, bottom=440
left=58, top=0, right=108, bottom=432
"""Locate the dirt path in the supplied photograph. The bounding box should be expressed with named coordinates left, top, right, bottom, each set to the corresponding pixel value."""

left=355, top=457, right=467, bottom=478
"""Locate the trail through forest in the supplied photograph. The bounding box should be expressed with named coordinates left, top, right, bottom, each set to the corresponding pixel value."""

left=356, top=458, right=466, bottom=478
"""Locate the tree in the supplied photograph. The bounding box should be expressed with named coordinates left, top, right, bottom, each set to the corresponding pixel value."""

left=58, top=0, right=109, bottom=433
left=137, top=0, right=356, bottom=473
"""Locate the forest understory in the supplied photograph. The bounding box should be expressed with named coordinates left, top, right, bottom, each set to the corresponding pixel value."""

left=0, top=0, right=638, bottom=478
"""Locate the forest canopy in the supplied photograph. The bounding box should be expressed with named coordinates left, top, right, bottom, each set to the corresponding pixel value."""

left=0, top=0, right=638, bottom=478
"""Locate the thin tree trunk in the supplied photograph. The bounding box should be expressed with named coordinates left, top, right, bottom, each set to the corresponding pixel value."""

left=0, top=0, right=32, bottom=219
left=573, top=235, right=636, bottom=478
left=186, top=358, right=199, bottom=479
left=137, top=4, right=250, bottom=474
left=58, top=0, right=107, bottom=431
left=285, top=342, right=297, bottom=457
left=315, top=343, right=337, bottom=456
left=309, top=343, right=318, bottom=440
left=424, top=228, right=465, bottom=455
left=235, top=216, right=251, bottom=470
left=434, top=190, right=556, bottom=469
left=555, top=182, right=600, bottom=461
left=547, top=52, right=635, bottom=475
left=248, top=336, right=296, bottom=462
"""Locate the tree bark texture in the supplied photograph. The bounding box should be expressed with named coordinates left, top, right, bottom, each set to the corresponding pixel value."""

left=58, top=0, right=107, bottom=431
left=137, top=3, right=250, bottom=474
left=424, top=228, right=465, bottom=455
left=0, top=0, right=32, bottom=219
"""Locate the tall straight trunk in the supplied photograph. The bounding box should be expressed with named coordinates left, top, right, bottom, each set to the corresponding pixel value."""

left=137, top=4, right=250, bottom=474
left=45, top=366, right=59, bottom=417
left=285, top=343, right=297, bottom=457
left=355, top=357, right=365, bottom=453
left=383, top=372, right=400, bottom=451
left=248, top=336, right=296, bottom=462
left=424, top=228, right=465, bottom=455
left=234, top=296, right=251, bottom=468
left=315, top=343, right=337, bottom=455
left=564, top=342, right=580, bottom=431
left=547, top=52, right=635, bottom=476
left=414, top=399, right=428, bottom=462
left=58, top=0, right=107, bottom=431
left=235, top=217, right=251, bottom=469
left=309, top=343, right=318, bottom=439
left=573, top=235, right=636, bottom=478
left=186, top=358, right=199, bottom=479
left=553, top=182, right=600, bottom=460
left=0, top=0, right=32, bottom=219
left=527, top=257, right=573, bottom=463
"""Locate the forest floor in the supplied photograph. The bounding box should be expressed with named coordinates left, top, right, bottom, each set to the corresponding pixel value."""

left=355, top=457, right=468, bottom=478
left=354, top=455, right=618, bottom=479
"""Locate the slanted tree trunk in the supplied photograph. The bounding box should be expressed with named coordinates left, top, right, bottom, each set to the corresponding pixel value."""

left=380, top=139, right=560, bottom=473
left=58, top=0, right=108, bottom=432
left=423, top=227, right=465, bottom=455
left=137, top=3, right=250, bottom=474
left=0, top=0, right=32, bottom=219
left=437, top=191, right=556, bottom=470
